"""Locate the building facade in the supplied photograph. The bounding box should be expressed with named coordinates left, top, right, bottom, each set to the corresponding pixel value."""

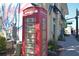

left=37, top=3, right=68, bottom=42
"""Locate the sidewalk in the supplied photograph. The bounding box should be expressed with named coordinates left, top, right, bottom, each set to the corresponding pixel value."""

left=57, top=35, right=79, bottom=56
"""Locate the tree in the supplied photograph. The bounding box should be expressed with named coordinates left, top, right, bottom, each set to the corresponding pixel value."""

left=0, top=36, right=6, bottom=54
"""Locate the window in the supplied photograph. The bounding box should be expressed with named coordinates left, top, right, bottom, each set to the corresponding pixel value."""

left=41, top=18, right=47, bottom=55
left=27, top=38, right=35, bottom=43
left=25, top=17, right=35, bottom=56
left=26, top=18, right=35, bottom=23
left=42, top=31, right=46, bottom=40
left=26, top=27, right=35, bottom=33
left=26, top=48, right=34, bottom=55
left=41, top=18, right=46, bottom=30
left=27, top=43, right=34, bottom=48
left=26, top=33, right=36, bottom=39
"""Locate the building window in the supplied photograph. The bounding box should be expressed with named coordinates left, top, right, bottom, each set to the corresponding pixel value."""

left=53, top=18, right=56, bottom=40
left=41, top=18, right=46, bottom=30
left=41, top=18, right=47, bottom=55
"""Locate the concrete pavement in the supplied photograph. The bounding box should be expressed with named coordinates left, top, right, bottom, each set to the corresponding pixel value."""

left=58, top=35, right=79, bottom=56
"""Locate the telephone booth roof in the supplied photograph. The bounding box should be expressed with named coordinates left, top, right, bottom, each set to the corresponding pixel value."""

left=23, top=6, right=47, bottom=16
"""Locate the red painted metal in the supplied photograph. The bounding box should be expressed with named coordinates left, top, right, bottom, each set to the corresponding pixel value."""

left=21, top=6, right=47, bottom=56
left=21, top=16, right=26, bottom=56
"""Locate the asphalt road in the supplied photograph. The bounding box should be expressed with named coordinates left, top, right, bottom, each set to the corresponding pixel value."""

left=58, top=35, right=79, bottom=56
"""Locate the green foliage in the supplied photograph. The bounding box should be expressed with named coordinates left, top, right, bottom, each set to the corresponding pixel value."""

left=48, top=40, right=58, bottom=51
left=0, top=36, right=6, bottom=53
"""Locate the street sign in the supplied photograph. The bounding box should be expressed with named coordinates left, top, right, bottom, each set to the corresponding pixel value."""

left=67, top=22, right=72, bottom=24
left=76, top=9, right=79, bottom=16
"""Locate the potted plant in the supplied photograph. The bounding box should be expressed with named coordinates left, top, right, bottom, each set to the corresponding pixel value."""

left=48, top=40, right=63, bottom=56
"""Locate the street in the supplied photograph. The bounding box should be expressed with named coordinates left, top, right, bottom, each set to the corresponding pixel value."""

left=58, top=35, right=79, bottom=56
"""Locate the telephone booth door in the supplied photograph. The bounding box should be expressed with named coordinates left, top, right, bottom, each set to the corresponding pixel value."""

left=22, top=7, right=47, bottom=56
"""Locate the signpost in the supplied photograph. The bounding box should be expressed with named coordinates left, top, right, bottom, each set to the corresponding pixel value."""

left=75, top=9, right=79, bottom=38
left=67, top=22, right=72, bottom=25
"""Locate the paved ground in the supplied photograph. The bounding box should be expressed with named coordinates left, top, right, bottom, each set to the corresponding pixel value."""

left=58, top=35, right=79, bottom=56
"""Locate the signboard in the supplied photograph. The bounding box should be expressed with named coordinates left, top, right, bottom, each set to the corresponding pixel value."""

left=23, top=7, right=38, bottom=16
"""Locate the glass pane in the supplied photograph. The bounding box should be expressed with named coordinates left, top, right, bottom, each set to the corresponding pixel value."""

left=26, top=33, right=35, bottom=39
left=26, top=25, right=35, bottom=33
left=26, top=48, right=34, bottom=55
left=25, top=17, right=35, bottom=56
left=27, top=38, right=35, bottom=43
left=42, top=44, right=46, bottom=55
left=26, top=25, right=35, bottom=29
left=42, top=30, right=46, bottom=55
left=27, top=48, right=30, bottom=53
left=42, top=18, right=46, bottom=30
left=26, top=28, right=35, bottom=33
left=26, top=18, right=35, bottom=23
left=26, top=22, right=35, bottom=26
left=42, top=31, right=46, bottom=40
left=27, top=43, right=34, bottom=48
left=29, top=49, right=34, bottom=54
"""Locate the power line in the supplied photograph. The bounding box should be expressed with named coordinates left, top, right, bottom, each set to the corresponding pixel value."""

left=66, top=16, right=79, bottom=20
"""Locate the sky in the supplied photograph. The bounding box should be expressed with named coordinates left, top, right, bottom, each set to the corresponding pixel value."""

left=65, top=3, right=79, bottom=30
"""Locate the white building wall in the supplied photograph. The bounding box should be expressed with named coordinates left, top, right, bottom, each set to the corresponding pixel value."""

left=38, top=3, right=67, bottom=41
left=65, top=26, right=71, bottom=35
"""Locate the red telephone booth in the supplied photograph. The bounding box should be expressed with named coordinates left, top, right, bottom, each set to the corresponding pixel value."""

left=21, top=6, right=47, bottom=56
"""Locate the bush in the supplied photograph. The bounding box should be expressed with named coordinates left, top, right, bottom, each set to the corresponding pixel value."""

left=0, top=36, right=6, bottom=53
left=48, top=40, right=63, bottom=56
left=48, top=40, right=58, bottom=51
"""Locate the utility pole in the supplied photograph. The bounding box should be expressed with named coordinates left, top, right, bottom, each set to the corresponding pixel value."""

left=75, top=9, right=79, bottom=38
